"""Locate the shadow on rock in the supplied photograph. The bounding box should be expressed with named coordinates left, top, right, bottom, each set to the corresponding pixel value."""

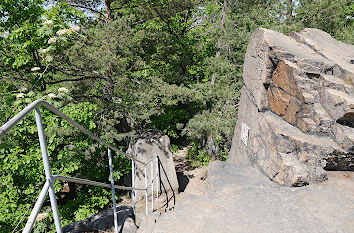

left=62, top=205, right=137, bottom=233
left=176, top=172, right=189, bottom=192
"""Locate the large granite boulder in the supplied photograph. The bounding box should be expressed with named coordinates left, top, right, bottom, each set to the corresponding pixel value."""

left=230, top=28, right=354, bottom=186
left=127, top=132, right=179, bottom=198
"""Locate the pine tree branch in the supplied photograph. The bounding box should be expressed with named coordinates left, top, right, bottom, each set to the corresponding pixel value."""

left=62, top=2, right=106, bottom=18
left=71, top=94, right=103, bottom=99
left=46, top=76, right=104, bottom=84
left=298, top=8, right=330, bottom=22
left=5, top=76, right=30, bottom=82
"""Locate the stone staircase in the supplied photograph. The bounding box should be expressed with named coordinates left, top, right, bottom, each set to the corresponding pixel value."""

left=138, top=161, right=354, bottom=233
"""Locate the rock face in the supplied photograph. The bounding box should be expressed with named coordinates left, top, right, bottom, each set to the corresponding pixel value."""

left=127, top=132, right=179, bottom=198
left=62, top=206, right=137, bottom=233
left=229, top=28, right=354, bottom=186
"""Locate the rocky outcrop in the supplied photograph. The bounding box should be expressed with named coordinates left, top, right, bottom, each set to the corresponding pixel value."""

left=62, top=206, right=137, bottom=233
left=127, top=132, right=179, bottom=198
left=229, top=28, right=354, bottom=186
left=138, top=161, right=354, bottom=233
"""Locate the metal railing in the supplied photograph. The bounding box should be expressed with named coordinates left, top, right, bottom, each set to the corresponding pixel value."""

left=0, top=100, right=161, bottom=233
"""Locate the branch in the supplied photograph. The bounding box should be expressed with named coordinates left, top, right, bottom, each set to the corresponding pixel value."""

left=63, top=2, right=106, bottom=18
left=131, top=4, right=194, bottom=26
left=4, top=76, right=30, bottom=82
left=51, top=66, right=92, bottom=77
left=298, top=8, right=330, bottom=22
left=53, top=66, right=107, bottom=79
left=46, top=76, right=104, bottom=85
left=27, top=64, right=50, bottom=93
left=71, top=94, right=104, bottom=99
left=181, top=7, right=192, bottom=35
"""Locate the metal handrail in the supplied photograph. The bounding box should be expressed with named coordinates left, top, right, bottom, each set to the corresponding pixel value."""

left=52, top=175, right=146, bottom=191
left=0, top=100, right=162, bottom=233
left=146, top=173, right=159, bottom=188
left=0, top=100, right=145, bottom=165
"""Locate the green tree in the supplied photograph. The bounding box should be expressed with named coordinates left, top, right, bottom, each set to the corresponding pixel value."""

left=295, top=0, right=353, bottom=43
left=1, top=0, right=353, bottom=231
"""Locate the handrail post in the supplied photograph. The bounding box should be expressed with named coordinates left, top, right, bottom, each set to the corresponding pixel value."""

left=145, top=165, right=148, bottom=215
left=23, top=181, right=49, bottom=233
left=35, top=107, right=62, bottom=233
left=108, top=149, right=119, bottom=233
left=156, top=156, right=159, bottom=198
left=131, top=160, right=136, bottom=216
left=151, top=159, right=154, bottom=212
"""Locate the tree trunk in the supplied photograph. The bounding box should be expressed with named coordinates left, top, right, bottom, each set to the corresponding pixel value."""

left=221, top=0, right=227, bottom=28
left=104, top=0, right=114, bottom=99
left=211, top=51, right=220, bottom=86
left=105, top=0, right=112, bottom=23
left=286, top=0, right=293, bottom=19
left=211, top=0, right=227, bottom=87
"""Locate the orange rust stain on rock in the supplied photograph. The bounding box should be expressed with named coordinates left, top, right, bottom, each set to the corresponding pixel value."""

left=268, top=86, right=301, bottom=125
left=268, top=61, right=304, bottom=125
left=272, top=61, right=304, bottom=102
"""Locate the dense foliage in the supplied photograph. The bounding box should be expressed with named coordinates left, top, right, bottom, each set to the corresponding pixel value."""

left=0, top=0, right=352, bottom=231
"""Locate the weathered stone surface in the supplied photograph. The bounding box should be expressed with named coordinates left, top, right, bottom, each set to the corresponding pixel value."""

left=62, top=206, right=137, bottom=233
left=127, top=132, right=179, bottom=198
left=269, top=86, right=301, bottom=125
left=139, top=161, right=354, bottom=233
left=230, top=28, right=354, bottom=186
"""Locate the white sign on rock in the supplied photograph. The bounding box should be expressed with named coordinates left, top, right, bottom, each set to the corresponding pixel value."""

left=241, top=123, right=250, bottom=146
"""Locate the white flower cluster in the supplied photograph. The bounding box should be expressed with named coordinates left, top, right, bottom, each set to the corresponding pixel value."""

left=31, top=67, right=40, bottom=72
left=56, top=26, right=80, bottom=36
left=16, top=93, right=25, bottom=99
left=43, top=20, right=53, bottom=27
left=58, top=87, right=68, bottom=93
left=48, top=38, right=57, bottom=45
left=41, top=48, right=47, bottom=54
left=56, top=29, right=72, bottom=36
left=71, top=26, right=80, bottom=32
left=48, top=93, right=56, bottom=99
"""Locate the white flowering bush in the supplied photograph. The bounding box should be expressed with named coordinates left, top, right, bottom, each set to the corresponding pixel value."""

left=56, top=29, right=72, bottom=36
left=30, top=67, right=40, bottom=72
left=71, top=26, right=80, bottom=32
left=48, top=93, right=57, bottom=99
left=38, top=23, right=82, bottom=67
left=16, top=93, right=25, bottom=99
left=58, top=87, right=69, bottom=93
left=48, top=37, right=57, bottom=44
left=43, top=20, right=53, bottom=27
left=56, top=26, right=80, bottom=36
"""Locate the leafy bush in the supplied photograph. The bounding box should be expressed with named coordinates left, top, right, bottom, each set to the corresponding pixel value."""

left=217, top=146, right=229, bottom=162
left=186, top=143, right=211, bottom=167
left=170, top=144, right=181, bottom=154
left=0, top=93, right=130, bottom=232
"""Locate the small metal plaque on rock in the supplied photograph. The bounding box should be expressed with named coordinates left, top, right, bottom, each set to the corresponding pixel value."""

left=241, top=123, right=250, bottom=146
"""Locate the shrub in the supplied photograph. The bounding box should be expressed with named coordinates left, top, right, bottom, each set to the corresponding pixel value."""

left=186, top=143, right=211, bottom=167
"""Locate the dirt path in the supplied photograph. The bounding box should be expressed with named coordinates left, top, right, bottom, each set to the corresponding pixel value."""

left=173, top=146, right=208, bottom=200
